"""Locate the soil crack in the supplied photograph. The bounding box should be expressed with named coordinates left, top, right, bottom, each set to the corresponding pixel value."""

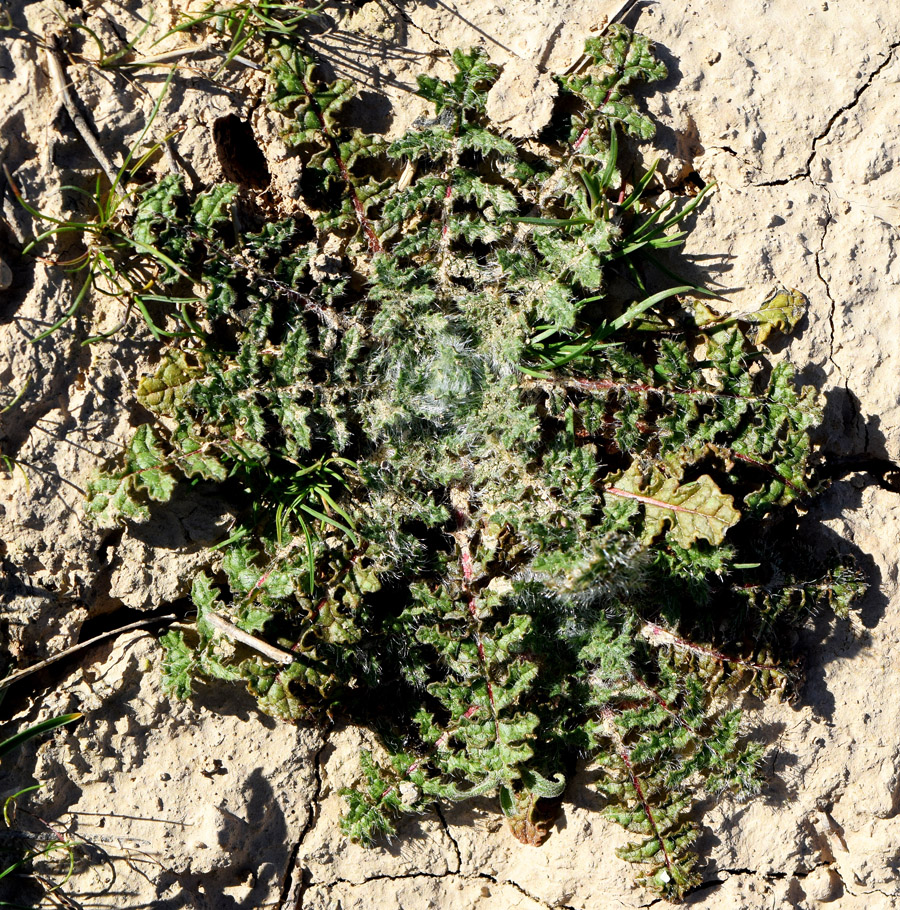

left=755, top=39, right=900, bottom=187
left=708, top=144, right=758, bottom=169
left=277, top=841, right=304, bottom=910
left=803, top=40, right=900, bottom=180
left=478, top=870, right=577, bottom=910
left=382, top=0, right=442, bottom=51
left=278, top=730, right=330, bottom=910
left=433, top=803, right=462, bottom=873
left=812, top=201, right=842, bottom=382
left=812, top=196, right=877, bottom=455
left=334, top=870, right=458, bottom=884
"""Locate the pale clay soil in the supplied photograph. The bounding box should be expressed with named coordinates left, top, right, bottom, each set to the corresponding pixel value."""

left=1, top=1, right=900, bottom=908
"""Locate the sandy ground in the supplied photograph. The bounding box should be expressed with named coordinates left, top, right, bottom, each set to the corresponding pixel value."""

left=1, top=1, right=900, bottom=907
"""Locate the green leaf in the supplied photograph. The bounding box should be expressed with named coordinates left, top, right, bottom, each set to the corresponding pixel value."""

left=416, top=47, right=498, bottom=117
left=245, top=660, right=309, bottom=721
left=559, top=27, right=666, bottom=141
left=268, top=45, right=356, bottom=144
left=533, top=222, right=615, bottom=289
left=171, top=427, right=229, bottom=482
left=455, top=171, right=518, bottom=213
left=191, top=184, right=239, bottom=239
left=160, top=630, right=196, bottom=699
left=128, top=424, right=178, bottom=499
left=132, top=174, right=186, bottom=247
left=520, top=767, right=566, bottom=799
left=388, top=127, right=454, bottom=161
left=86, top=424, right=177, bottom=528
left=458, top=126, right=517, bottom=157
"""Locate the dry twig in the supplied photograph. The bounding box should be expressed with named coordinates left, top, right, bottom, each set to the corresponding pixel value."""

left=0, top=615, right=177, bottom=690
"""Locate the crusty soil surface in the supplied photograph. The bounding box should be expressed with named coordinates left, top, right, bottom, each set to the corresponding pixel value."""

left=1, top=1, right=899, bottom=907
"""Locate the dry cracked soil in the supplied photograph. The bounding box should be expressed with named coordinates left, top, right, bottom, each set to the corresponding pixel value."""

left=1, top=1, right=900, bottom=908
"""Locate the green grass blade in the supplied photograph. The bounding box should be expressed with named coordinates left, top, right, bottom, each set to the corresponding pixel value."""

left=31, top=264, right=95, bottom=341
left=299, top=503, right=359, bottom=546
left=598, top=125, right=618, bottom=192
left=601, top=285, right=694, bottom=338
left=620, top=158, right=659, bottom=211
left=0, top=713, right=82, bottom=759
left=659, top=180, right=716, bottom=232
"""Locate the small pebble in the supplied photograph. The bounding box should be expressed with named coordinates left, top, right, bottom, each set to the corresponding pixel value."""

left=0, top=257, right=11, bottom=290
left=803, top=866, right=843, bottom=903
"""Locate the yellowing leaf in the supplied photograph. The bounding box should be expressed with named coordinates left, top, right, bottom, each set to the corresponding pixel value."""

left=742, top=288, right=807, bottom=345
left=694, top=288, right=807, bottom=345
left=137, top=351, right=203, bottom=416
left=605, top=461, right=740, bottom=547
